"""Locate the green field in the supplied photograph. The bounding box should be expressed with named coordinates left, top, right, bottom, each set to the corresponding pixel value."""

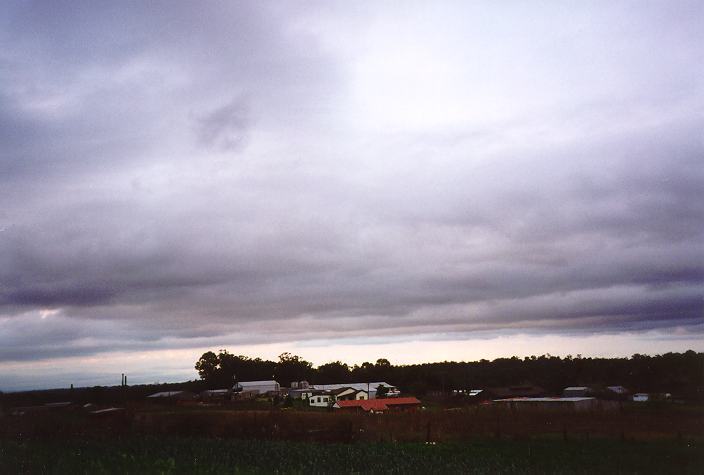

left=1, top=437, right=702, bottom=474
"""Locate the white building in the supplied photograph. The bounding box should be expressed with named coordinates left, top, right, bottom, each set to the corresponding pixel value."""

left=607, top=386, right=629, bottom=395
left=308, top=393, right=334, bottom=407
left=334, top=388, right=369, bottom=401
left=233, top=380, right=280, bottom=395
left=312, top=382, right=399, bottom=399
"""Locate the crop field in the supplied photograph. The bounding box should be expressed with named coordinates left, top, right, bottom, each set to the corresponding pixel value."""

left=3, top=403, right=702, bottom=443
left=2, top=403, right=702, bottom=473
left=1, top=436, right=703, bottom=474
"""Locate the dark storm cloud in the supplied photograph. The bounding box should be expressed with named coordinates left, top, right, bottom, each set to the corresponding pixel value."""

left=0, top=1, right=702, bottom=364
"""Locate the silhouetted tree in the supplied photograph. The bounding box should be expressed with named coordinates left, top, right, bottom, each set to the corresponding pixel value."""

left=316, top=361, right=351, bottom=384
left=376, top=384, right=389, bottom=398
left=275, top=353, right=313, bottom=386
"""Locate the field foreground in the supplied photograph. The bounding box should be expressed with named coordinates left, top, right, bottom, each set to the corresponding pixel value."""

left=1, top=437, right=703, bottom=474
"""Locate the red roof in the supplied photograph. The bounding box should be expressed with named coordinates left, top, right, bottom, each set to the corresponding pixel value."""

left=335, top=397, right=421, bottom=412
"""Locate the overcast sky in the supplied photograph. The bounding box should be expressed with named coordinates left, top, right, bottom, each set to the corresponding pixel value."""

left=1, top=1, right=702, bottom=390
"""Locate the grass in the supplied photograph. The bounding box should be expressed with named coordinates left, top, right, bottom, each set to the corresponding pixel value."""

left=1, top=437, right=702, bottom=474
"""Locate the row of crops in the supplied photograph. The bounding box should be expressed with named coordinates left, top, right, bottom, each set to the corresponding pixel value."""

left=1, top=436, right=702, bottom=474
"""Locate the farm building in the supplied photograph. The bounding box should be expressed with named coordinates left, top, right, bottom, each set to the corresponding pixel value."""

left=233, top=380, right=280, bottom=395
left=452, top=389, right=492, bottom=403
left=607, top=385, right=629, bottom=395
left=200, top=389, right=231, bottom=402
left=287, top=388, right=314, bottom=399
left=493, top=397, right=597, bottom=412
left=632, top=392, right=671, bottom=402
left=334, top=388, right=369, bottom=401
left=605, top=386, right=630, bottom=400
left=308, top=393, right=334, bottom=407
left=146, top=391, right=196, bottom=402
left=563, top=386, right=593, bottom=397
left=312, top=382, right=399, bottom=399
left=488, top=385, right=545, bottom=398
left=307, top=388, right=369, bottom=407
left=334, top=397, right=421, bottom=413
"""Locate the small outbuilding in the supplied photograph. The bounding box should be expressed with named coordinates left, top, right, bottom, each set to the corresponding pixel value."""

left=563, top=386, right=593, bottom=397
left=308, top=392, right=334, bottom=407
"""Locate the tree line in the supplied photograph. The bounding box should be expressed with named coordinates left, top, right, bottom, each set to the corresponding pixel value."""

left=195, top=350, right=704, bottom=400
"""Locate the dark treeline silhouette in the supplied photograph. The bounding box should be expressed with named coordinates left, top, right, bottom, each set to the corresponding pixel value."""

left=3, top=351, right=700, bottom=410
left=195, top=350, right=704, bottom=400
left=0, top=380, right=207, bottom=410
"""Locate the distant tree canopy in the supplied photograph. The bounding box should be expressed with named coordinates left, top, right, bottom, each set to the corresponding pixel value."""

left=376, top=384, right=389, bottom=398
left=194, top=350, right=704, bottom=400
left=195, top=350, right=276, bottom=389
left=274, top=352, right=314, bottom=386
left=316, top=361, right=351, bottom=384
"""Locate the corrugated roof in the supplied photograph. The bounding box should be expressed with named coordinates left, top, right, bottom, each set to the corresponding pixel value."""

left=90, top=407, right=125, bottom=414
left=607, top=386, right=628, bottom=393
left=313, top=382, right=395, bottom=392
left=494, top=397, right=596, bottom=402
left=238, top=380, right=278, bottom=386
left=147, top=391, right=186, bottom=398
left=335, top=397, right=421, bottom=411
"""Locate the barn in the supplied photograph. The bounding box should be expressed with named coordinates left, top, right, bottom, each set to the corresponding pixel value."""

left=233, top=380, right=280, bottom=395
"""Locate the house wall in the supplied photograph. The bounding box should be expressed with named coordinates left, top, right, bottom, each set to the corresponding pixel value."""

left=309, top=395, right=332, bottom=407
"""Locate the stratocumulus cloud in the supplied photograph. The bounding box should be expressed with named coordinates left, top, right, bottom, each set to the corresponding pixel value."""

left=0, top=1, right=702, bottom=381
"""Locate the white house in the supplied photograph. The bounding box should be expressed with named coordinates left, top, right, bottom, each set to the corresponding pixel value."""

left=333, top=388, right=369, bottom=401
left=308, top=393, right=334, bottom=407
left=312, top=382, right=399, bottom=399
left=233, top=380, right=280, bottom=395
left=633, top=393, right=649, bottom=402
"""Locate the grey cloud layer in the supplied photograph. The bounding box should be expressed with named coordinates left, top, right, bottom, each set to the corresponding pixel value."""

left=0, top=1, right=702, bottom=362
